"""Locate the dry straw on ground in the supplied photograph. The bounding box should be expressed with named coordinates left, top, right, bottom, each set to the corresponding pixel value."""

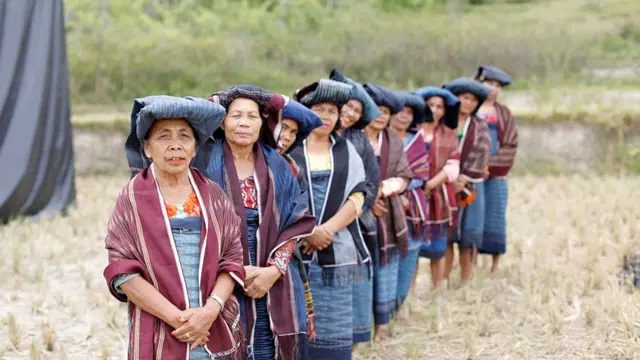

left=0, top=175, right=639, bottom=359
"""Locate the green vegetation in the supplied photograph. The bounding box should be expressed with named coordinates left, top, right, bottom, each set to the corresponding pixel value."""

left=65, top=0, right=640, bottom=104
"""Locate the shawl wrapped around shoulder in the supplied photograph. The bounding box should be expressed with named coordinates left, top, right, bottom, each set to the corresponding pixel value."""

left=377, top=129, right=413, bottom=265
left=428, top=124, right=461, bottom=227
left=459, top=116, right=491, bottom=181
left=403, top=130, right=430, bottom=239
left=289, top=134, right=370, bottom=281
left=488, top=102, right=518, bottom=177
left=103, top=167, right=245, bottom=360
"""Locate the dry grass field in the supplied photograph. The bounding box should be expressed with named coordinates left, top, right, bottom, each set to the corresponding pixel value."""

left=0, top=174, right=639, bottom=359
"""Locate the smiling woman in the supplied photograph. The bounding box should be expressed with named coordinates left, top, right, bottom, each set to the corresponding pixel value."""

left=105, top=96, right=246, bottom=360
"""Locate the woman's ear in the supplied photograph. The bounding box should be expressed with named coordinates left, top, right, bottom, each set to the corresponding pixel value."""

left=143, top=141, right=152, bottom=160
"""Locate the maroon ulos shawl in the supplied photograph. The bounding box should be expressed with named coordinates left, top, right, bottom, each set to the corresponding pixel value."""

left=459, top=115, right=491, bottom=181
left=377, top=128, right=412, bottom=265
left=427, top=124, right=460, bottom=228
left=403, top=129, right=430, bottom=238
left=104, top=167, right=245, bottom=360
left=488, top=102, right=518, bottom=177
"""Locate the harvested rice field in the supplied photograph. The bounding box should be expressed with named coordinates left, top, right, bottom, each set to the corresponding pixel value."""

left=0, top=175, right=639, bottom=359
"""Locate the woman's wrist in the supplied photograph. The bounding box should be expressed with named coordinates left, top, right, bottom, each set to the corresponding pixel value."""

left=204, top=297, right=223, bottom=319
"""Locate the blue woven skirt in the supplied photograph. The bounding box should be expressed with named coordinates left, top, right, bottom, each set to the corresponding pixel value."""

left=307, top=261, right=353, bottom=360
left=352, top=263, right=373, bottom=344
left=396, top=237, right=420, bottom=308
left=450, top=181, right=485, bottom=249
left=373, top=250, right=400, bottom=325
left=479, top=178, right=508, bottom=255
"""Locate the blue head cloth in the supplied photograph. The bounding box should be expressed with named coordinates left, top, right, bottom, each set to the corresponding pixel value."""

left=125, top=95, right=225, bottom=174
left=329, top=68, right=380, bottom=129
left=413, top=86, right=460, bottom=129
left=443, top=77, right=491, bottom=115
left=475, top=65, right=512, bottom=87
left=363, top=83, right=403, bottom=115
left=281, top=100, right=323, bottom=152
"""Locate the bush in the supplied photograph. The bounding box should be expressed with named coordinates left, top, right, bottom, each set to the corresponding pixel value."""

left=63, top=0, right=636, bottom=104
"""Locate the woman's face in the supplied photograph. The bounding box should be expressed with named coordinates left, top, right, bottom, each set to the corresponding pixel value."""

left=310, top=102, right=339, bottom=137
left=390, top=106, right=413, bottom=132
left=223, top=98, right=262, bottom=148
left=277, top=118, right=299, bottom=154
left=369, top=105, right=391, bottom=131
left=144, top=118, right=196, bottom=176
left=426, top=96, right=445, bottom=124
left=458, top=93, right=479, bottom=117
left=482, top=80, right=502, bottom=102
left=340, top=99, right=363, bottom=129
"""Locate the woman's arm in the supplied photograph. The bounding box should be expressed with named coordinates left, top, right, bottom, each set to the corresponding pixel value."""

left=120, top=276, right=183, bottom=329
left=322, top=192, right=363, bottom=234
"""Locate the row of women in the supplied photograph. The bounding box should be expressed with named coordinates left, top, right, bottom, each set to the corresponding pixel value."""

left=103, top=65, right=518, bottom=360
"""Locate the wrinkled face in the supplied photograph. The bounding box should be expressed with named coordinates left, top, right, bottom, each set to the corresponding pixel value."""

left=390, top=106, right=413, bottom=132
left=369, top=105, right=391, bottom=131
left=482, top=79, right=502, bottom=102
left=223, top=98, right=262, bottom=148
left=277, top=118, right=299, bottom=154
left=458, top=93, right=479, bottom=116
left=310, top=102, right=339, bottom=137
left=426, top=96, right=445, bottom=124
left=144, top=118, right=196, bottom=176
left=340, top=99, right=363, bottom=129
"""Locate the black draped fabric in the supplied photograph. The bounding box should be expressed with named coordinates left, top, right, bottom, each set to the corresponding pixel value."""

left=0, top=0, right=75, bottom=221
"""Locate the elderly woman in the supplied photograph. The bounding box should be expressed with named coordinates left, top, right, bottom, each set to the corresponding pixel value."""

left=105, top=96, right=245, bottom=359
left=443, top=78, right=491, bottom=286
left=412, top=86, right=461, bottom=290
left=389, top=92, right=431, bottom=307
left=363, top=83, right=412, bottom=338
left=329, top=68, right=381, bottom=344
left=290, top=79, right=370, bottom=359
left=475, top=65, right=518, bottom=273
left=202, top=86, right=317, bottom=360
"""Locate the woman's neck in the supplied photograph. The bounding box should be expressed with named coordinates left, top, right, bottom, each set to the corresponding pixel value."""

left=227, top=141, right=254, bottom=162
left=421, top=122, right=436, bottom=135
left=483, top=98, right=496, bottom=107
left=308, top=132, right=331, bottom=145
left=391, top=126, right=407, bottom=141
left=364, top=127, right=381, bottom=143
left=457, top=114, right=469, bottom=132
left=153, top=164, right=190, bottom=188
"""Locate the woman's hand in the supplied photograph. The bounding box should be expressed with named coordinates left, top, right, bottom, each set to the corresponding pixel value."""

left=302, top=225, right=333, bottom=254
left=452, top=179, right=467, bottom=194
left=171, top=304, right=220, bottom=345
left=372, top=197, right=388, bottom=218
left=243, top=265, right=281, bottom=299
left=400, top=195, right=410, bottom=211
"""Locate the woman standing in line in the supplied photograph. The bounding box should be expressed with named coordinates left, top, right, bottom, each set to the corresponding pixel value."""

left=442, top=78, right=491, bottom=286
left=412, top=86, right=461, bottom=290
left=290, top=79, right=370, bottom=359
left=363, top=83, right=412, bottom=339
left=475, top=65, right=518, bottom=274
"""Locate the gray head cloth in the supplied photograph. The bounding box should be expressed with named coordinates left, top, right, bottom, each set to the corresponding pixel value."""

left=294, top=78, right=353, bottom=109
